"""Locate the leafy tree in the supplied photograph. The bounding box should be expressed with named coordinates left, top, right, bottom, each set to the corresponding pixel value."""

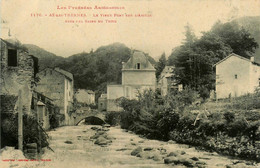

left=210, top=21, right=259, bottom=58
left=171, top=21, right=258, bottom=98
left=155, top=52, right=167, bottom=80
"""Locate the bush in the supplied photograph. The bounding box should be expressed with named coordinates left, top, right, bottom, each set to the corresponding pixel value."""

left=228, top=90, right=260, bottom=110
left=115, top=88, right=260, bottom=161
left=224, top=111, right=235, bottom=123
left=1, top=113, right=49, bottom=149
left=105, top=111, right=121, bottom=126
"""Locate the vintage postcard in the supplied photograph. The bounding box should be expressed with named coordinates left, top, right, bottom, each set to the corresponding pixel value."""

left=1, top=0, right=260, bottom=167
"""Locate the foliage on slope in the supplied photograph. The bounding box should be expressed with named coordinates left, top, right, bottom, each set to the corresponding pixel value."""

left=116, top=89, right=260, bottom=161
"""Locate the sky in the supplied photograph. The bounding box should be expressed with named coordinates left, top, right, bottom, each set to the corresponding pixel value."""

left=1, top=0, right=260, bottom=60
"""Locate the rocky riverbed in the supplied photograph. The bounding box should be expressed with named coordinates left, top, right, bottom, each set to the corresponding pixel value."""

left=1, top=125, right=259, bottom=168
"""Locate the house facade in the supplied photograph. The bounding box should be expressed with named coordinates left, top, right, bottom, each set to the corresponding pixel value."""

left=158, top=66, right=174, bottom=96
left=0, top=39, right=38, bottom=114
left=30, top=90, right=58, bottom=130
left=106, top=51, right=156, bottom=111
left=98, top=94, right=107, bottom=111
left=35, top=67, right=74, bottom=125
left=75, top=89, right=95, bottom=106
left=215, top=53, right=260, bottom=99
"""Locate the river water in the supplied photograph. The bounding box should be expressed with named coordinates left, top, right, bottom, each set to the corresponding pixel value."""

left=34, top=125, right=260, bottom=168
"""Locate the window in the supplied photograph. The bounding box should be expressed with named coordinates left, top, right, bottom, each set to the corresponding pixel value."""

left=234, top=74, right=238, bottom=79
left=8, top=49, right=17, bottom=67
left=136, top=63, right=141, bottom=69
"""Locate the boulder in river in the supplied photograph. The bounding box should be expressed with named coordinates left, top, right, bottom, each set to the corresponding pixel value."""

left=91, top=127, right=99, bottom=130
left=103, top=124, right=111, bottom=128
left=168, top=140, right=176, bottom=144
left=144, top=147, right=153, bottom=151
left=164, top=156, right=176, bottom=164
left=190, top=156, right=199, bottom=161
left=164, top=155, right=195, bottom=167
left=94, top=136, right=112, bottom=146
left=167, top=151, right=179, bottom=157
left=131, top=147, right=142, bottom=156
left=64, top=140, right=73, bottom=144
left=151, top=153, right=163, bottom=161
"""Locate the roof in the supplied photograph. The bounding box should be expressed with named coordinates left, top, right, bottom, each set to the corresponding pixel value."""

left=87, top=90, right=95, bottom=94
left=159, top=66, right=174, bottom=79
left=213, top=53, right=260, bottom=67
left=77, top=89, right=95, bottom=94
left=99, top=94, right=107, bottom=99
left=39, top=68, right=74, bottom=81
left=54, top=68, right=74, bottom=80
left=162, top=66, right=174, bottom=73
left=123, top=51, right=155, bottom=70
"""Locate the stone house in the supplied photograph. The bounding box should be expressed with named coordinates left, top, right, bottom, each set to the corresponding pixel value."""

left=75, top=89, right=95, bottom=106
left=31, top=90, right=58, bottom=130
left=98, top=94, right=107, bottom=111
left=0, top=39, right=39, bottom=114
left=158, top=66, right=183, bottom=96
left=214, top=53, right=260, bottom=99
left=105, top=51, right=156, bottom=111
left=158, top=66, right=174, bottom=96
left=35, top=67, right=74, bottom=125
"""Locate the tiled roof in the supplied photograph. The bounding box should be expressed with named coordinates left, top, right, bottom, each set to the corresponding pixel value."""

left=54, top=68, right=73, bottom=80
left=123, top=51, right=155, bottom=70
left=213, top=53, right=260, bottom=67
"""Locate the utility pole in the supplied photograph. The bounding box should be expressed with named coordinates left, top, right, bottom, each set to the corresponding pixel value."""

left=18, top=90, right=23, bottom=150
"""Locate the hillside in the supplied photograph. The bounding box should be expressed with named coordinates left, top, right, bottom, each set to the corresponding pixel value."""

left=23, top=44, right=65, bottom=70
left=234, top=16, right=260, bottom=62
left=168, top=16, right=260, bottom=65
left=21, top=42, right=156, bottom=98
left=25, top=43, right=154, bottom=99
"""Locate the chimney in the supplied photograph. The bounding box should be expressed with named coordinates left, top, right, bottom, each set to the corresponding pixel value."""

left=250, top=56, right=254, bottom=62
left=122, top=62, right=125, bottom=69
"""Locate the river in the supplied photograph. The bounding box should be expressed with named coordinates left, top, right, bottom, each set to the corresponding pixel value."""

left=29, top=125, right=258, bottom=168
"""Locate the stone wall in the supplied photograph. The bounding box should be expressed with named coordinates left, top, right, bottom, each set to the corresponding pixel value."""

left=0, top=40, right=37, bottom=114
left=35, top=68, right=74, bottom=125
left=36, top=69, right=65, bottom=115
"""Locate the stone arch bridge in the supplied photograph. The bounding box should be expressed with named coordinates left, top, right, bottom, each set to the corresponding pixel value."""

left=73, top=109, right=107, bottom=126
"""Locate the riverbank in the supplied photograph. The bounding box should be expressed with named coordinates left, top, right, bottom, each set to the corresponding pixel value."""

left=110, top=89, right=260, bottom=162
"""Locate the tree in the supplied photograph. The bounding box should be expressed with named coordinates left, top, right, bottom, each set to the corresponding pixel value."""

left=210, top=21, right=259, bottom=58
left=183, top=23, right=197, bottom=45
left=155, top=52, right=167, bottom=80
left=171, top=20, right=258, bottom=98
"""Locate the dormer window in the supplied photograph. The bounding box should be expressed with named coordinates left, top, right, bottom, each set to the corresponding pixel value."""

left=8, top=49, right=18, bottom=67
left=136, top=63, right=141, bottom=69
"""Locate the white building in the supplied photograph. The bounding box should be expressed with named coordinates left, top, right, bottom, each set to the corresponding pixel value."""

left=214, top=53, right=260, bottom=99
left=106, top=51, right=156, bottom=111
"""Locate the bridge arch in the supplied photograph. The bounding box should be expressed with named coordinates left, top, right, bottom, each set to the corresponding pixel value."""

left=76, top=116, right=105, bottom=125
left=73, top=110, right=106, bottom=126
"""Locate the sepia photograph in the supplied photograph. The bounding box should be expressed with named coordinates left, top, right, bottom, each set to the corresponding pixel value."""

left=0, top=0, right=260, bottom=167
